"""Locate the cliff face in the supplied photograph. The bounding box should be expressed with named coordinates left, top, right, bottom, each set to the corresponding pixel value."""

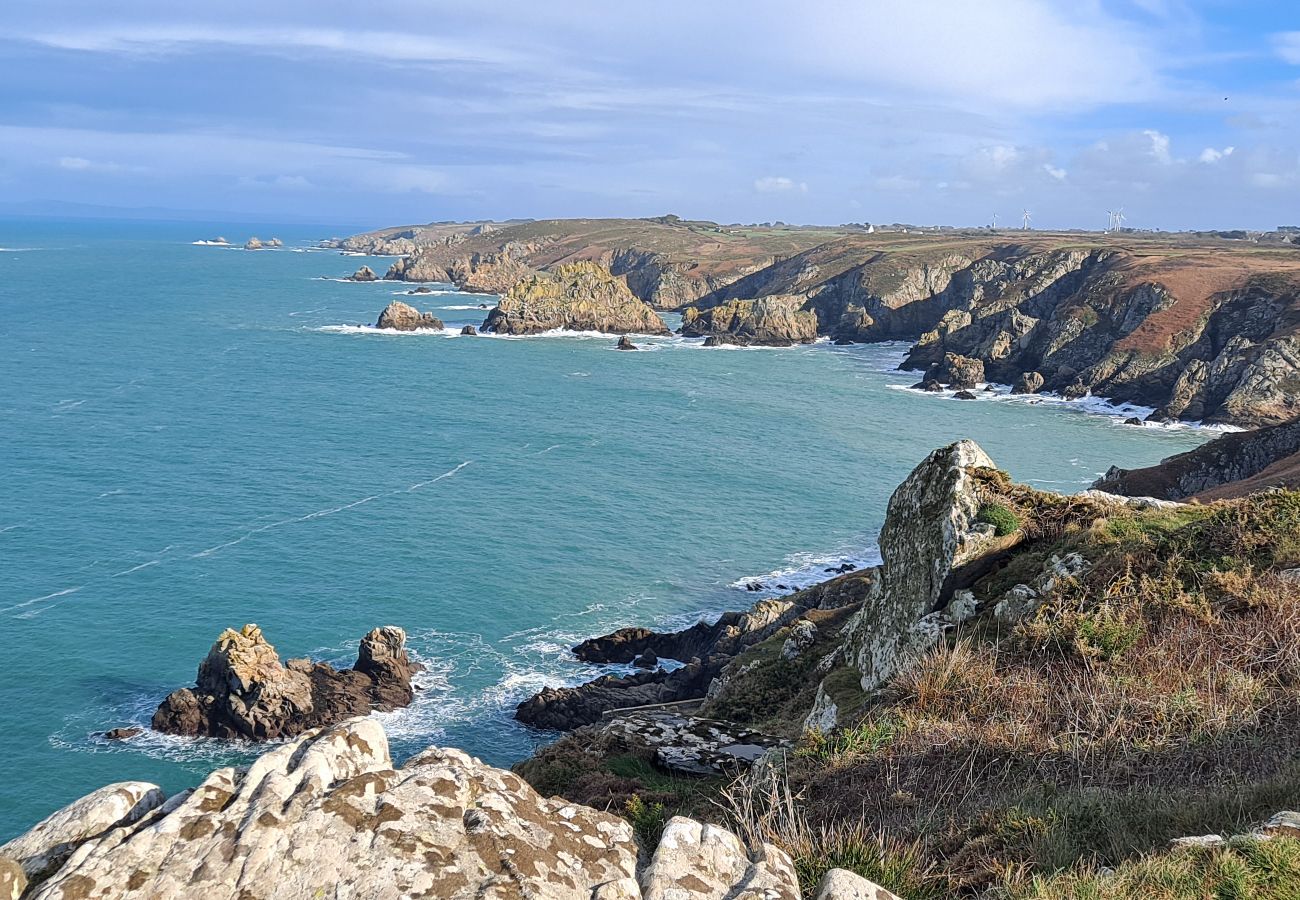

left=481, top=262, right=670, bottom=336
left=680, top=295, right=819, bottom=346
left=1093, top=419, right=1300, bottom=501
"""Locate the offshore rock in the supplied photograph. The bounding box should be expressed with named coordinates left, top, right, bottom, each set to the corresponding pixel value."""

left=482, top=262, right=670, bottom=336
left=25, top=720, right=638, bottom=900
left=347, top=265, right=377, bottom=282
left=460, top=325, right=478, bottom=336
left=375, top=300, right=444, bottom=331
left=151, top=624, right=418, bottom=741
left=680, top=295, right=818, bottom=346
left=615, top=335, right=639, bottom=350
left=1011, top=371, right=1045, bottom=394
left=935, top=352, right=985, bottom=389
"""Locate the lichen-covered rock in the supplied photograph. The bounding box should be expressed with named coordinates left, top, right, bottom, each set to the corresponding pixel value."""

left=375, top=300, right=444, bottom=331
left=483, top=262, right=670, bottom=335
left=598, top=710, right=790, bottom=776
left=0, top=782, right=164, bottom=884
left=0, top=858, right=23, bottom=900
left=640, top=817, right=799, bottom=900
left=151, top=625, right=418, bottom=741
left=29, top=719, right=638, bottom=900
left=681, top=295, right=818, bottom=346
left=814, top=867, right=906, bottom=900
left=936, top=353, right=985, bottom=389
left=781, top=620, right=818, bottom=660
left=837, top=441, right=998, bottom=694
left=1011, top=371, right=1045, bottom=394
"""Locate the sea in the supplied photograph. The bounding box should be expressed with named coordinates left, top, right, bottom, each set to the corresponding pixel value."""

left=0, top=220, right=1215, bottom=839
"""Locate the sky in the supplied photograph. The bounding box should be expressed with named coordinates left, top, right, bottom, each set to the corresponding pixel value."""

left=2, top=1, right=1299, bottom=230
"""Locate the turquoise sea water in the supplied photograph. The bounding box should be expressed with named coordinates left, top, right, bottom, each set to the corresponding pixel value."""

left=0, top=221, right=1213, bottom=839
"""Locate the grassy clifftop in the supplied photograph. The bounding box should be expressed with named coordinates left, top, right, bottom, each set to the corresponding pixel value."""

left=520, top=471, right=1300, bottom=898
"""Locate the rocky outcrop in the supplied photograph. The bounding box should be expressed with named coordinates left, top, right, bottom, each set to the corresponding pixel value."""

left=21, top=719, right=640, bottom=900
left=1011, top=371, right=1044, bottom=394
left=1093, top=419, right=1300, bottom=501
left=151, top=625, right=418, bottom=741
left=598, top=709, right=790, bottom=776
left=460, top=325, right=478, bottom=336
left=0, top=783, right=164, bottom=887
left=641, top=818, right=799, bottom=900
left=681, top=296, right=818, bottom=346
left=515, top=661, right=717, bottom=731
left=347, top=265, right=377, bottom=282
left=932, top=353, right=985, bottom=389
left=375, top=300, right=444, bottom=331
left=243, top=237, right=282, bottom=250
left=836, top=441, right=1000, bottom=697
left=450, top=252, right=536, bottom=295
left=482, top=262, right=670, bottom=336
left=384, top=254, right=452, bottom=282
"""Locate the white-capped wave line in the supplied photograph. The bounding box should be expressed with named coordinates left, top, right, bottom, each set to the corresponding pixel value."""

left=2, top=586, right=82, bottom=615
left=407, top=460, right=472, bottom=492
left=111, top=560, right=160, bottom=578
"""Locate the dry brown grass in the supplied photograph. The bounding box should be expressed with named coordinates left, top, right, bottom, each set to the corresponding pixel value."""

left=786, top=489, right=1300, bottom=894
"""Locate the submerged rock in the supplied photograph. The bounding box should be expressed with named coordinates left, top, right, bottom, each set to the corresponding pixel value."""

left=953, top=390, right=977, bottom=400
left=375, top=300, right=444, bottom=331
left=100, top=727, right=141, bottom=741
left=482, top=262, right=670, bottom=336
left=151, top=624, right=419, bottom=741
left=22, top=720, right=639, bottom=900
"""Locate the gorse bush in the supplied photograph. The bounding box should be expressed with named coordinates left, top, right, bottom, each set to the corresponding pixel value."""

left=624, top=794, right=667, bottom=848
left=978, top=501, right=1022, bottom=536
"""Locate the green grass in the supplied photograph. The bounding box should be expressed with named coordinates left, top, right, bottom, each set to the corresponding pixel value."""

left=978, top=502, right=1022, bottom=537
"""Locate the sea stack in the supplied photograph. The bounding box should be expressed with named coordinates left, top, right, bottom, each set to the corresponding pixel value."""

left=376, top=300, right=444, bottom=331
left=151, top=624, right=419, bottom=741
left=348, top=265, right=378, bottom=282
left=480, top=262, right=670, bottom=336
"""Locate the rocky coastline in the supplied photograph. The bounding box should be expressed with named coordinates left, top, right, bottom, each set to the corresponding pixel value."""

left=333, top=219, right=1300, bottom=427
left=5, top=431, right=1300, bottom=897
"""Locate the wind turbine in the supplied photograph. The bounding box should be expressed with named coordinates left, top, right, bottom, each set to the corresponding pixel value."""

left=991, top=213, right=999, bottom=230
left=1022, top=209, right=1032, bottom=230
left=1114, top=208, right=1126, bottom=231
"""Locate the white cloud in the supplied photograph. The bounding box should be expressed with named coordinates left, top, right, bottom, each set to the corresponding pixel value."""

left=754, top=176, right=805, bottom=193
left=1143, top=130, right=1173, bottom=165
left=1273, top=32, right=1300, bottom=64
left=1198, top=146, right=1235, bottom=164
left=1043, top=164, right=1067, bottom=180
left=57, top=156, right=140, bottom=174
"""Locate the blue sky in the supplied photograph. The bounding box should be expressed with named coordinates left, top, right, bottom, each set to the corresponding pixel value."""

left=2, top=0, right=1299, bottom=230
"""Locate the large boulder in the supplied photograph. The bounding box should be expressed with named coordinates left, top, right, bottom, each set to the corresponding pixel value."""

left=641, top=817, right=799, bottom=900
left=482, top=262, right=670, bottom=335
left=375, top=300, right=444, bottom=331
left=935, top=353, right=985, bottom=389
left=1011, top=371, right=1045, bottom=394
left=814, top=868, right=906, bottom=900
left=680, top=295, right=819, bottom=346
left=25, top=720, right=639, bottom=900
left=837, top=441, right=1000, bottom=696
left=0, top=783, right=164, bottom=886
left=151, top=624, right=419, bottom=741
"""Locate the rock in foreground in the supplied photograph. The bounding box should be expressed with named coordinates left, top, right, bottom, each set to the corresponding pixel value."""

left=151, top=624, right=418, bottom=741
left=375, top=300, right=444, bottom=331
left=23, top=719, right=639, bottom=900
left=481, top=262, right=670, bottom=336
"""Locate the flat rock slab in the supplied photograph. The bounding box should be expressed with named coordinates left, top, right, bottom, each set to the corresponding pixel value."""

left=600, top=709, right=790, bottom=775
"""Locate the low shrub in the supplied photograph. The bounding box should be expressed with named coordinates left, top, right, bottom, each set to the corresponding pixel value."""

left=978, top=502, right=1022, bottom=537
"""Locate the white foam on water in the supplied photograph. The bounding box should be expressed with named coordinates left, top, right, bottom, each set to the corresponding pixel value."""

left=0, top=246, right=42, bottom=252
left=437, top=304, right=494, bottom=310
left=190, top=240, right=230, bottom=246
left=315, top=324, right=462, bottom=337
left=885, top=382, right=1244, bottom=432
left=729, top=545, right=882, bottom=597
